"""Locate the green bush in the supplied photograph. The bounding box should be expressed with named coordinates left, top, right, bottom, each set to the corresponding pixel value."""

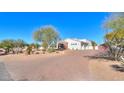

left=47, top=48, right=55, bottom=53
left=26, top=46, right=32, bottom=55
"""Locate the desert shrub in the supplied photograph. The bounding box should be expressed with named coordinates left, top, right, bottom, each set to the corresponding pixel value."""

left=26, top=46, right=32, bottom=55
left=103, top=13, right=124, bottom=61
left=42, top=49, right=46, bottom=54
left=47, top=48, right=55, bottom=53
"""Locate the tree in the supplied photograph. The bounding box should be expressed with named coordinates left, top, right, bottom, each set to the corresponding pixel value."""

left=14, top=39, right=26, bottom=48
left=81, top=42, right=88, bottom=50
left=33, top=25, right=60, bottom=50
left=25, top=45, right=32, bottom=55
left=13, top=39, right=27, bottom=54
left=0, top=39, right=27, bottom=54
left=30, top=43, right=40, bottom=50
left=91, top=41, right=97, bottom=50
left=0, top=39, right=15, bottom=53
left=103, top=13, right=124, bottom=61
left=41, top=42, right=48, bottom=50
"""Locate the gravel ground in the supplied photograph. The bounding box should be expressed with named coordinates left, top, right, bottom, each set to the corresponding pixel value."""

left=0, top=50, right=124, bottom=81
left=0, top=62, right=13, bottom=80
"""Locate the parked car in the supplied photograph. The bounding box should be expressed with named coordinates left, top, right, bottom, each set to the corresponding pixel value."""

left=0, top=48, right=6, bottom=55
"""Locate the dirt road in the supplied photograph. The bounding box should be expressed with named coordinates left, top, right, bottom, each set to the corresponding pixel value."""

left=0, top=50, right=124, bottom=81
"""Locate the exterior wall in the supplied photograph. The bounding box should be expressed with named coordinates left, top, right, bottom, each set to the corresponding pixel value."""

left=66, top=39, right=81, bottom=50
left=86, top=46, right=93, bottom=50
left=81, top=46, right=99, bottom=50
left=95, top=46, right=98, bottom=50
left=81, top=45, right=93, bottom=50
left=58, top=39, right=98, bottom=51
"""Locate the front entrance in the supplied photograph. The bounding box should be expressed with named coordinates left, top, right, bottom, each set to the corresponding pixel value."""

left=58, top=42, right=68, bottom=50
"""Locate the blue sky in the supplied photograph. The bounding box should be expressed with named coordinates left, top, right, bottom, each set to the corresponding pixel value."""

left=0, top=12, right=109, bottom=44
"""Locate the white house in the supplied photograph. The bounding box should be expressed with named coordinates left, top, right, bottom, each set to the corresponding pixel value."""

left=64, top=39, right=82, bottom=50
left=58, top=38, right=98, bottom=50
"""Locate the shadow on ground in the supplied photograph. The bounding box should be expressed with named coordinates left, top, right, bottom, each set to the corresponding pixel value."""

left=84, top=51, right=114, bottom=61
left=110, top=65, right=124, bottom=72
left=84, top=55, right=113, bottom=61
left=85, top=52, right=124, bottom=73
left=84, top=55, right=112, bottom=60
